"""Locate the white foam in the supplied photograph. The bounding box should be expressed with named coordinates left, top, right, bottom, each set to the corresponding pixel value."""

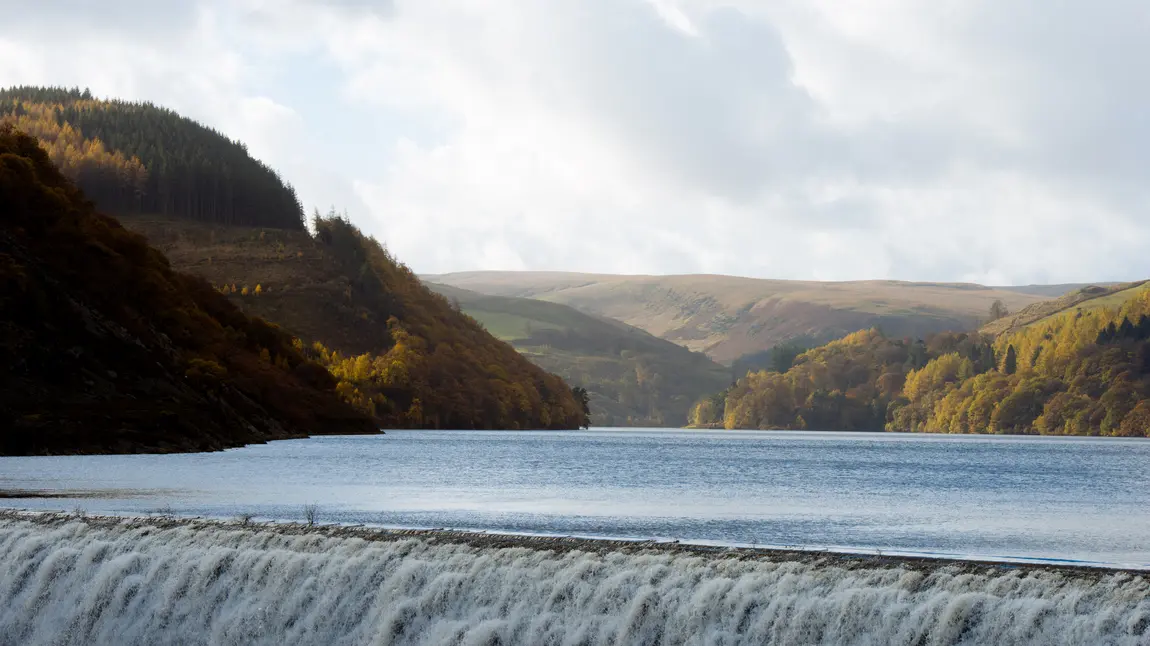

left=1, top=515, right=1147, bottom=645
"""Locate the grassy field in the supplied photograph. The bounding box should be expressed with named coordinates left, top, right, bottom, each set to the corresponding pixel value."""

left=426, top=271, right=1051, bottom=363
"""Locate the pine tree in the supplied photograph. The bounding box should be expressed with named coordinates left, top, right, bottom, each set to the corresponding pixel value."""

left=1003, top=345, right=1018, bottom=375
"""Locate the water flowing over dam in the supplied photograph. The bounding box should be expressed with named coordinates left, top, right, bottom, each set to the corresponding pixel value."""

left=1, top=513, right=1147, bottom=646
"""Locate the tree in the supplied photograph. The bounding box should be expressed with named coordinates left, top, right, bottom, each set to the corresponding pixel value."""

left=989, top=299, right=1010, bottom=321
left=1003, top=345, right=1018, bottom=375
left=572, top=386, right=592, bottom=428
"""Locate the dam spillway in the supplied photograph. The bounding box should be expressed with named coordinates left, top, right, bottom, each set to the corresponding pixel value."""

left=0, top=512, right=1147, bottom=645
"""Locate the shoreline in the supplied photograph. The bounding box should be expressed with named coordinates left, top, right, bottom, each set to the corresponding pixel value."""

left=2, top=509, right=1144, bottom=578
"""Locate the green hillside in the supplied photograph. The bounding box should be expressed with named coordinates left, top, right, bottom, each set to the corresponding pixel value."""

left=426, top=271, right=1048, bottom=365
left=427, top=283, right=730, bottom=426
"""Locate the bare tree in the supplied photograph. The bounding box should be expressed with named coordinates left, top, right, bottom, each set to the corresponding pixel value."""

left=303, top=504, right=320, bottom=526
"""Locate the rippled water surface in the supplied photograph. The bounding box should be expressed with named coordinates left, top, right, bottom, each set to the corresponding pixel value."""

left=2, top=429, right=1148, bottom=565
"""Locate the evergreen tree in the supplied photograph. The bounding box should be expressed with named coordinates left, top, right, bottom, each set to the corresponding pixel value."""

left=1003, top=345, right=1018, bottom=375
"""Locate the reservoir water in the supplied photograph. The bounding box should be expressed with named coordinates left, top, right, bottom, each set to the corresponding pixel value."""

left=2, top=429, right=1148, bottom=567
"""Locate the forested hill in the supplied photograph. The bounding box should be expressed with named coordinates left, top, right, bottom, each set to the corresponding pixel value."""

left=0, top=86, right=304, bottom=229
left=121, top=214, right=589, bottom=431
left=0, top=126, right=376, bottom=455
left=692, top=285, right=1150, bottom=437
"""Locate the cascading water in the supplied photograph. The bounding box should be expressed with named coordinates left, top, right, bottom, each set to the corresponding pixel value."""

left=0, top=513, right=1147, bottom=646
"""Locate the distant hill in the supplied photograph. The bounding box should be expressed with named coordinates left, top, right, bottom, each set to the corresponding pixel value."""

left=981, top=281, right=1148, bottom=337
left=426, top=271, right=1049, bottom=364
left=426, top=283, right=730, bottom=426
left=0, top=126, right=376, bottom=455
left=0, top=86, right=305, bottom=229
left=993, top=283, right=1116, bottom=298
left=121, top=214, right=587, bottom=430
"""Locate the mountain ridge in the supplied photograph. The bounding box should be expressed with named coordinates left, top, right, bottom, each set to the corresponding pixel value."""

left=425, top=270, right=1052, bottom=364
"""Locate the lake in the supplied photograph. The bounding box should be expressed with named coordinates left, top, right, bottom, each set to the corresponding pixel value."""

left=2, top=429, right=1148, bottom=567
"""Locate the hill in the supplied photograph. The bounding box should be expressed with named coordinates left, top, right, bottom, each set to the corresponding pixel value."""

left=118, top=214, right=588, bottom=430
left=425, top=283, right=730, bottom=426
left=1, top=88, right=589, bottom=430
left=0, top=126, right=377, bottom=455
left=980, top=281, right=1148, bottom=337
left=426, top=271, right=1048, bottom=364
left=0, top=86, right=304, bottom=229
left=993, top=283, right=1116, bottom=298
left=692, top=285, right=1150, bottom=437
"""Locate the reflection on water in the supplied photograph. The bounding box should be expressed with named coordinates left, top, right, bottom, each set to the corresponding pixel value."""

left=1, top=429, right=1148, bottom=565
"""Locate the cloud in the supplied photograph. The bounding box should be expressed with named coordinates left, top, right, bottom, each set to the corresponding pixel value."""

left=1, top=0, right=1148, bottom=283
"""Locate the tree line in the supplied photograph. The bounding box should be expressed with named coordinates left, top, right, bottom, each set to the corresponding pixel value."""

left=0, top=86, right=305, bottom=229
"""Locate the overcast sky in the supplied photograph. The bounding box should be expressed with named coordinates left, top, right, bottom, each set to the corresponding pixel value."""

left=2, top=0, right=1148, bottom=284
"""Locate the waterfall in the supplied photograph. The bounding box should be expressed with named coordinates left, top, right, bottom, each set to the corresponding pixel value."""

left=0, top=513, right=1147, bottom=645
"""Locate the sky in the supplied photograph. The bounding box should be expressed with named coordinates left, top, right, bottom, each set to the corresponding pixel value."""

left=1, top=0, right=1148, bottom=285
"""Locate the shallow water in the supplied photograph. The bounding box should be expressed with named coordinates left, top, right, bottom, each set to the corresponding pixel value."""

left=2, top=429, right=1148, bottom=566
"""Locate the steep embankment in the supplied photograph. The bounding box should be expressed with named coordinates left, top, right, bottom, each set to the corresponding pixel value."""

left=121, top=215, right=587, bottom=430
left=427, top=271, right=1047, bottom=364
left=1, top=513, right=1146, bottom=645
left=0, top=127, right=377, bottom=455
left=427, top=283, right=730, bottom=426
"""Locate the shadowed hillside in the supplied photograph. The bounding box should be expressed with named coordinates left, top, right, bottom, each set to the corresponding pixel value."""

left=427, top=283, right=730, bottom=426
left=426, top=271, right=1048, bottom=364
left=1, top=89, right=588, bottom=430
left=0, top=126, right=377, bottom=455
left=120, top=214, right=587, bottom=430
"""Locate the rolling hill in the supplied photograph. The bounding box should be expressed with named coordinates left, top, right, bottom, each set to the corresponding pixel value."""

left=426, top=283, right=731, bottom=426
left=425, top=271, right=1050, bottom=365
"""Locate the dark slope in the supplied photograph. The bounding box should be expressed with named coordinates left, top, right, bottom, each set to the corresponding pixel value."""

left=120, top=214, right=588, bottom=430
left=0, top=126, right=377, bottom=455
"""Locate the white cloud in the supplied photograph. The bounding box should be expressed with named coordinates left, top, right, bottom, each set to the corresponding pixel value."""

left=1, top=0, right=1148, bottom=283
